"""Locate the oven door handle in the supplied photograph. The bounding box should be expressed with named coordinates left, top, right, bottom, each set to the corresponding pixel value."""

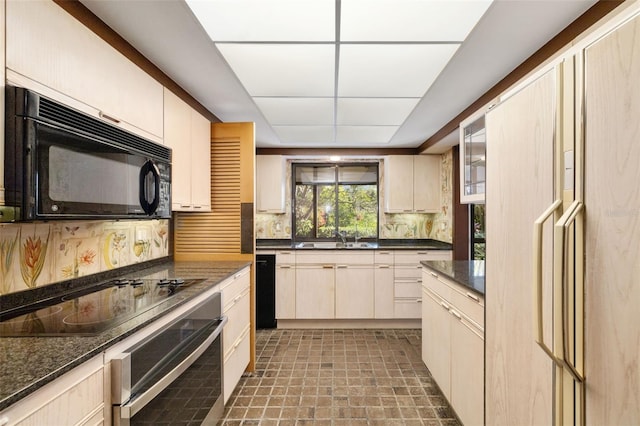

left=119, top=315, right=227, bottom=420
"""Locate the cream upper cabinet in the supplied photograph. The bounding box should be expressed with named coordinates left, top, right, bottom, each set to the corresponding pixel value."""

left=459, top=110, right=487, bottom=204
left=5, top=0, right=163, bottom=142
left=384, top=155, right=440, bottom=213
left=163, top=88, right=211, bottom=212
left=256, top=155, right=286, bottom=213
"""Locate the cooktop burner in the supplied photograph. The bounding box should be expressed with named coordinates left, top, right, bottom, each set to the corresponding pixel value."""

left=0, top=275, right=206, bottom=337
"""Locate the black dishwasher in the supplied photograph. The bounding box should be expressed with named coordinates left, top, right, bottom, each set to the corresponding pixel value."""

left=256, top=254, right=277, bottom=328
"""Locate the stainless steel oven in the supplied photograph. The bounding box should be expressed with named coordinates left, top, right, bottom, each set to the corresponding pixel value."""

left=111, top=292, right=226, bottom=426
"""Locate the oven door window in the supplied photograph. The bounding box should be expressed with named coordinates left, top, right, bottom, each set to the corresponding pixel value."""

left=35, top=122, right=148, bottom=217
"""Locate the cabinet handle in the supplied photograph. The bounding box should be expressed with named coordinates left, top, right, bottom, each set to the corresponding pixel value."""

left=417, top=252, right=428, bottom=255
left=403, top=209, right=412, bottom=212
left=99, top=111, right=121, bottom=124
left=378, top=265, right=390, bottom=269
left=279, top=265, right=291, bottom=269
left=280, top=251, right=292, bottom=254
left=417, top=279, right=422, bottom=283
left=466, top=292, right=480, bottom=302
left=439, top=301, right=449, bottom=310
left=532, top=199, right=562, bottom=362
left=337, top=265, right=347, bottom=269
left=416, top=299, right=422, bottom=303
left=429, top=271, right=438, bottom=278
left=193, top=205, right=203, bottom=209
left=180, top=204, right=192, bottom=208
left=378, top=251, right=391, bottom=255
left=450, top=309, right=462, bottom=320
left=322, top=265, right=334, bottom=269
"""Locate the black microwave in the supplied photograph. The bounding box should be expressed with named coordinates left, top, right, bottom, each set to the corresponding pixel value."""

left=2, top=86, right=171, bottom=222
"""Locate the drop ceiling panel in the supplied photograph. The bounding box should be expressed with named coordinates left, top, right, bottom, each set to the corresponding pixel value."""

left=273, top=125, right=335, bottom=144
left=255, top=97, right=334, bottom=125
left=337, top=98, right=420, bottom=125
left=341, top=0, right=493, bottom=42
left=336, top=126, right=398, bottom=144
left=217, top=44, right=335, bottom=96
left=338, top=44, right=460, bottom=97
left=185, top=0, right=335, bottom=42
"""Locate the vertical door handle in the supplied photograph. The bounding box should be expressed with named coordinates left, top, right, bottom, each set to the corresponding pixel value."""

left=532, top=199, right=562, bottom=362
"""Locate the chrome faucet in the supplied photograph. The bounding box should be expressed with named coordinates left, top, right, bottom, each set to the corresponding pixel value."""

left=336, top=230, right=347, bottom=245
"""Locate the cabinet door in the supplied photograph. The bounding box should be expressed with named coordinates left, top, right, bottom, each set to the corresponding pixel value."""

left=374, top=265, right=394, bottom=319
left=459, top=112, right=487, bottom=204
left=450, top=312, right=484, bottom=426
left=384, top=155, right=413, bottom=212
left=485, top=69, right=556, bottom=425
left=335, top=265, right=374, bottom=319
left=0, top=0, right=5, bottom=205
left=190, top=110, right=211, bottom=210
left=295, top=266, right=335, bottom=319
left=6, top=0, right=163, bottom=140
left=256, top=155, right=285, bottom=213
left=421, top=286, right=452, bottom=398
left=584, top=13, right=640, bottom=426
left=164, top=88, right=192, bottom=209
left=275, top=265, right=296, bottom=319
left=413, top=155, right=440, bottom=212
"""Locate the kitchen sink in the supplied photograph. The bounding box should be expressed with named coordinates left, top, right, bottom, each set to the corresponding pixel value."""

left=294, top=242, right=378, bottom=249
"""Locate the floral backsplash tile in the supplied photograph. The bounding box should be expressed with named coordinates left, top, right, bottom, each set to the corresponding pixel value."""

left=255, top=150, right=453, bottom=243
left=0, top=219, right=169, bottom=296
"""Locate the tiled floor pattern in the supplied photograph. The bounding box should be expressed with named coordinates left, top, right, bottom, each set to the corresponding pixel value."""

left=220, top=329, right=462, bottom=425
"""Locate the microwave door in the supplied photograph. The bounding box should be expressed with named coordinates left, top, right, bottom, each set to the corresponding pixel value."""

left=35, top=121, right=144, bottom=218
left=139, top=160, right=160, bottom=216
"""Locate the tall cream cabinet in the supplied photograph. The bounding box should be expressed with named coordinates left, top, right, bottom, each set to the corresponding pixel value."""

left=1, top=0, right=5, bottom=206
left=164, top=88, right=212, bottom=212
left=384, top=155, right=440, bottom=213
left=485, top=3, right=640, bottom=425
left=5, top=0, right=163, bottom=143
left=583, top=11, right=640, bottom=425
left=256, top=155, right=286, bottom=213
left=485, top=68, right=557, bottom=425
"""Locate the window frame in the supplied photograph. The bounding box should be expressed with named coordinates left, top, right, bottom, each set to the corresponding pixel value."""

left=291, top=162, right=379, bottom=243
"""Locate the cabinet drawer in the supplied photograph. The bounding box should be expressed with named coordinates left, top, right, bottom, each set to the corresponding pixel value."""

left=374, top=250, right=394, bottom=264
left=395, top=265, right=423, bottom=279
left=395, top=281, right=421, bottom=298
left=449, top=287, right=484, bottom=328
left=221, top=268, right=250, bottom=308
left=223, top=288, right=250, bottom=353
left=223, top=326, right=250, bottom=404
left=276, top=250, right=296, bottom=264
left=394, top=299, right=422, bottom=318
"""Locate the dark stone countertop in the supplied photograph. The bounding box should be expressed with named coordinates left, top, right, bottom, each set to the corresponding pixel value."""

left=256, top=238, right=452, bottom=251
left=421, top=260, right=485, bottom=296
left=0, top=260, right=251, bottom=411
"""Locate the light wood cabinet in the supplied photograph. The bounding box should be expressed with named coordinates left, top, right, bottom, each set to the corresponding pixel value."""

left=584, top=12, right=640, bottom=425
left=335, top=265, right=374, bottom=319
left=0, top=355, right=104, bottom=426
left=374, top=258, right=395, bottom=319
left=0, top=0, right=5, bottom=206
left=384, top=155, right=440, bottom=213
left=295, top=265, right=335, bottom=319
left=485, top=68, right=556, bottom=426
left=422, top=268, right=484, bottom=426
left=256, top=155, right=286, bottom=213
left=163, top=88, right=211, bottom=211
left=275, top=251, right=296, bottom=319
left=220, top=267, right=251, bottom=404
left=5, top=0, right=163, bottom=142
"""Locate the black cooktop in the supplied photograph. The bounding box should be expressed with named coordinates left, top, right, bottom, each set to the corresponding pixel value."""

left=0, top=274, right=205, bottom=337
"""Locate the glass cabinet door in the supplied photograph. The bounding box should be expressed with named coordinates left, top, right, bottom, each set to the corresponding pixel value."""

left=459, top=114, right=486, bottom=203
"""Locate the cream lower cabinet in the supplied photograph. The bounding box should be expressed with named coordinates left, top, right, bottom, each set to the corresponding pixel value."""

left=295, top=264, right=335, bottom=319
left=422, top=268, right=484, bottom=426
left=164, top=88, right=211, bottom=211
left=220, top=267, right=251, bottom=404
left=5, top=0, right=163, bottom=142
left=335, top=264, right=374, bottom=319
left=0, top=355, right=104, bottom=426
left=275, top=250, right=296, bottom=319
